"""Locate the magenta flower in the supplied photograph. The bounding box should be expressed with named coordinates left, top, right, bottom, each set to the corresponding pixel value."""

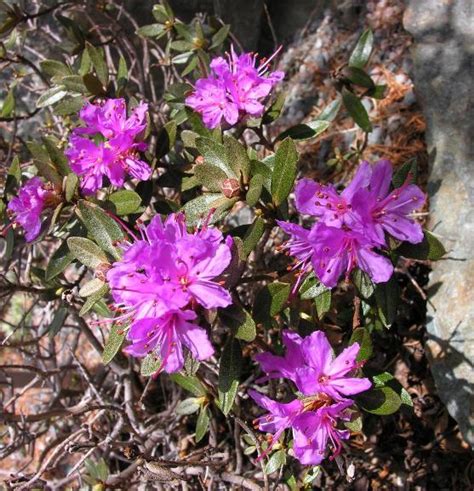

left=250, top=329, right=370, bottom=465
left=250, top=389, right=353, bottom=465
left=279, top=160, right=425, bottom=288
left=105, top=212, right=232, bottom=373
left=123, top=310, right=214, bottom=373
left=7, top=177, right=59, bottom=242
left=185, top=45, right=284, bottom=129
left=256, top=330, right=371, bottom=400
left=309, top=223, right=393, bottom=288
left=350, top=160, right=426, bottom=246
left=66, top=99, right=151, bottom=194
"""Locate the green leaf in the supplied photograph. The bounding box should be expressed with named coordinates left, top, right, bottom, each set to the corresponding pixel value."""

left=343, top=66, right=375, bottom=89
left=79, top=284, right=109, bottom=316
left=349, top=327, right=373, bottom=361
left=196, top=137, right=235, bottom=177
left=368, top=84, right=387, bottom=99
left=210, top=24, right=230, bottom=49
left=195, top=407, right=210, bottom=443
left=116, top=55, right=128, bottom=94
left=26, top=141, right=62, bottom=185
left=107, top=190, right=142, bottom=216
left=40, top=59, right=71, bottom=78
left=48, top=307, right=68, bottom=337
left=342, top=88, right=372, bottom=132
left=245, top=174, right=264, bottom=207
left=344, top=413, right=363, bottom=432
left=182, top=193, right=235, bottom=226
left=36, top=86, right=67, bottom=108
left=271, top=137, right=298, bottom=206
left=396, top=230, right=446, bottom=261
left=95, top=459, right=109, bottom=482
left=64, top=173, right=78, bottom=201
left=242, top=217, right=265, bottom=257
left=358, top=371, right=411, bottom=415
left=137, top=23, right=166, bottom=38
left=77, top=201, right=124, bottom=260
left=156, top=120, right=177, bottom=159
left=170, top=373, right=207, bottom=397
left=349, top=29, right=374, bottom=68
left=82, top=73, right=105, bottom=96
left=176, top=397, right=200, bottom=416
left=141, top=353, right=162, bottom=376
left=194, top=164, right=227, bottom=192
left=217, top=338, right=241, bottom=415
left=265, top=449, right=286, bottom=475
left=67, top=236, right=109, bottom=269
left=262, top=92, right=286, bottom=125
left=300, top=274, right=329, bottom=300
left=352, top=269, right=375, bottom=299
left=223, top=135, right=250, bottom=180
left=79, top=278, right=106, bottom=297
left=358, top=386, right=401, bottom=415
left=53, top=96, right=85, bottom=116
left=1, top=87, right=15, bottom=117
left=152, top=4, right=169, bottom=22
left=392, top=159, right=418, bottom=188
left=42, top=136, right=70, bottom=176
left=374, top=275, right=399, bottom=328
left=92, top=299, right=112, bottom=318
left=5, top=155, right=21, bottom=193
left=315, top=289, right=332, bottom=318
left=61, top=75, right=88, bottom=94
left=102, top=324, right=126, bottom=365
left=86, top=42, right=108, bottom=87
left=46, top=241, right=74, bottom=281
left=181, top=130, right=199, bottom=149
left=220, top=305, right=256, bottom=342
left=277, top=120, right=330, bottom=142
left=253, top=281, right=291, bottom=325
left=317, top=97, right=342, bottom=122
left=250, top=159, right=272, bottom=191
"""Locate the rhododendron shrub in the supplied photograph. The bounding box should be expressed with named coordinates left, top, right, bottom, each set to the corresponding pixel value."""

left=0, top=2, right=447, bottom=487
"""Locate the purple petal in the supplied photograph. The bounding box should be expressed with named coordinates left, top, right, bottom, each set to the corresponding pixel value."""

left=188, top=280, right=232, bottom=309
left=356, top=248, right=393, bottom=284
left=342, top=160, right=372, bottom=201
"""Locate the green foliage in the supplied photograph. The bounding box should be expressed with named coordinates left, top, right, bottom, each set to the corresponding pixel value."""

left=102, top=324, right=126, bottom=365
left=76, top=201, right=124, bottom=260
left=271, top=137, right=298, bottom=206
left=217, top=337, right=242, bottom=415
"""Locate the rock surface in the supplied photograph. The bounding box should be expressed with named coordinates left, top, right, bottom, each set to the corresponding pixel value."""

left=404, top=0, right=474, bottom=446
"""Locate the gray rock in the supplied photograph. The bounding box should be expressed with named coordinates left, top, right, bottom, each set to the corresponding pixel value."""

left=404, top=0, right=474, bottom=446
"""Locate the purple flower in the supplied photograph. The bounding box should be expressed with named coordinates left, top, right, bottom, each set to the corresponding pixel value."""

left=185, top=45, right=284, bottom=129
left=309, top=223, right=393, bottom=288
left=250, top=329, right=370, bottom=465
left=66, top=99, right=151, bottom=194
left=350, top=160, right=426, bottom=246
left=123, top=310, right=214, bottom=373
left=105, top=212, right=232, bottom=373
left=256, top=330, right=371, bottom=400
left=7, top=177, right=59, bottom=242
left=279, top=160, right=425, bottom=288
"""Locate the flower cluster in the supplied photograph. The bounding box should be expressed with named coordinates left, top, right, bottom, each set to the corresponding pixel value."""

left=250, top=330, right=371, bottom=465
left=185, top=45, right=284, bottom=129
left=279, top=160, right=426, bottom=288
left=7, top=177, right=59, bottom=242
left=106, top=212, right=233, bottom=373
left=66, top=98, right=151, bottom=194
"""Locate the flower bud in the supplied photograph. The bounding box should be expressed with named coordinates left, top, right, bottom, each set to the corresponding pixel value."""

left=221, top=178, right=240, bottom=199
